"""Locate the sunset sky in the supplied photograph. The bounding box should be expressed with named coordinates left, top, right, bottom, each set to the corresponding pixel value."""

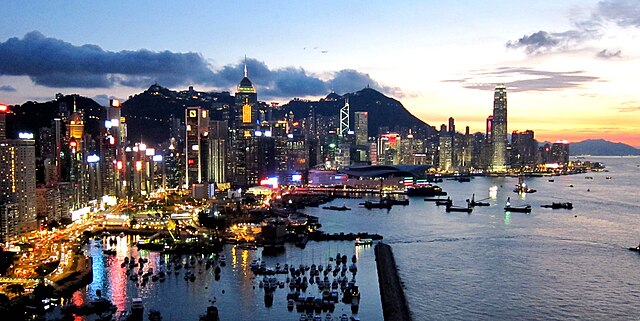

left=0, top=1, right=639, bottom=146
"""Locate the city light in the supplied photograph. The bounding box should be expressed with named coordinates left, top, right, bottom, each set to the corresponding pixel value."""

left=145, top=148, right=155, bottom=156
left=116, top=160, right=123, bottom=170
left=110, top=99, right=120, bottom=108
left=87, top=154, right=100, bottom=163
left=152, top=155, right=163, bottom=162
left=0, top=104, right=8, bottom=112
left=104, top=120, right=112, bottom=129
left=135, top=161, right=142, bottom=171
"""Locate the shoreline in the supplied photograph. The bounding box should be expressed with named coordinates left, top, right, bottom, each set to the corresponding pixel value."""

left=375, top=242, right=412, bottom=321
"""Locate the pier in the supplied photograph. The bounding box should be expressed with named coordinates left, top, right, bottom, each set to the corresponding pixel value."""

left=375, top=243, right=412, bottom=321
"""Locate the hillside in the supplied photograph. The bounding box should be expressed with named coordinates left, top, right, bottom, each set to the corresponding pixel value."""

left=278, top=88, right=435, bottom=138
left=570, top=139, right=640, bottom=156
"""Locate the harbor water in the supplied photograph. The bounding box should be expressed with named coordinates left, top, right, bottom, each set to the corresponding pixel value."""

left=78, top=157, right=640, bottom=320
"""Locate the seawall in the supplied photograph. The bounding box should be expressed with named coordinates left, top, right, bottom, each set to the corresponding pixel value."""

left=375, top=242, right=412, bottom=321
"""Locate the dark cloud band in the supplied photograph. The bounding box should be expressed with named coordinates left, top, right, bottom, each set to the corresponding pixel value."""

left=0, top=31, right=401, bottom=99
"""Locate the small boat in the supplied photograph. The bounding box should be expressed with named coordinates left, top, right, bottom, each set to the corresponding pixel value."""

left=548, top=179, right=555, bottom=182
left=628, top=246, right=640, bottom=253
left=504, top=197, right=532, bottom=213
left=504, top=205, right=532, bottom=213
left=322, top=205, right=351, bottom=211
left=541, top=202, right=573, bottom=209
left=354, top=238, right=373, bottom=246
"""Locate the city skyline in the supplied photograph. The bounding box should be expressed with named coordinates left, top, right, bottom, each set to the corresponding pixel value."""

left=0, top=1, right=639, bottom=146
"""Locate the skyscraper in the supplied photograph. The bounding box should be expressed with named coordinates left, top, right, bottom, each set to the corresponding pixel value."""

left=185, top=106, right=209, bottom=187
left=354, top=112, right=368, bottom=146
left=491, top=84, right=508, bottom=172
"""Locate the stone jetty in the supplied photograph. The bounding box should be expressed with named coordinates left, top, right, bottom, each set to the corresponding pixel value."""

left=375, top=243, right=412, bottom=321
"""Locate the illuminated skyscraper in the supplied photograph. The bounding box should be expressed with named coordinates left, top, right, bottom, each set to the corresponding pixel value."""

left=354, top=112, right=368, bottom=146
left=491, top=85, right=508, bottom=172
left=185, top=106, right=209, bottom=187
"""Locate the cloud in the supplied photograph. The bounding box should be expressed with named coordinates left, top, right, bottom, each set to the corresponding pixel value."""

left=0, top=85, right=16, bottom=92
left=506, top=0, right=640, bottom=55
left=0, top=31, right=401, bottom=99
left=444, top=67, right=599, bottom=92
left=596, top=0, right=640, bottom=27
left=506, top=30, right=594, bottom=54
left=596, top=49, right=622, bottom=58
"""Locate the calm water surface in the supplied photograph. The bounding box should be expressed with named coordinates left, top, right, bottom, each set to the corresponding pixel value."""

left=80, top=157, right=640, bottom=320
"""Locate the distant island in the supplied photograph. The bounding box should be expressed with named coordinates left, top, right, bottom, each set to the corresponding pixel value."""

left=570, top=139, right=640, bottom=156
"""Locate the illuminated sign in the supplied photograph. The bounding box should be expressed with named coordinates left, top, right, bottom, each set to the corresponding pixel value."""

left=260, top=177, right=279, bottom=189
left=87, top=154, right=100, bottom=163
left=152, top=155, right=163, bottom=162
left=108, top=136, right=115, bottom=145
left=135, top=161, right=143, bottom=171
left=255, top=130, right=263, bottom=137
left=70, top=140, right=77, bottom=148
left=116, top=161, right=123, bottom=170
left=110, top=99, right=120, bottom=108
left=111, top=119, right=119, bottom=126
left=291, top=174, right=302, bottom=182
left=189, top=110, right=197, bottom=118
left=18, top=132, right=34, bottom=139
left=105, top=120, right=113, bottom=129
left=0, top=105, right=8, bottom=112
left=188, top=159, right=195, bottom=165
left=145, top=148, right=155, bottom=156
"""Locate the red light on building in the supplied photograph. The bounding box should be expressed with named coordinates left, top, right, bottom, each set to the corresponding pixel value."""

left=108, top=136, right=115, bottom=145
left=70, top=140, right=77, bottom=148
left=116, top=161, right=123, bottom=170
left=0, top=105, right=8, bottom=112
left=110, top=99, right=120, bottom=108
left=188, top=159, right=195, bottom=165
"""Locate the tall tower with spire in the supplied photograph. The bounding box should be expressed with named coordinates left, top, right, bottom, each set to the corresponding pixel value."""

left=491, top=84, right=508, bottom=172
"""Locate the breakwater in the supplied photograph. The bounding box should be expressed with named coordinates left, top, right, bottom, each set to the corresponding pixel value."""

left=375, top=243, right=412, bottom=321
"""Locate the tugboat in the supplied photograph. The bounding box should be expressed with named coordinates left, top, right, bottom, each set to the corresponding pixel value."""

left=541, top=202, right=573, bottom=209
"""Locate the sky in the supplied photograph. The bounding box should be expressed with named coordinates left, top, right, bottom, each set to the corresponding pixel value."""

left=0, top=0, right=639, bottom=146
